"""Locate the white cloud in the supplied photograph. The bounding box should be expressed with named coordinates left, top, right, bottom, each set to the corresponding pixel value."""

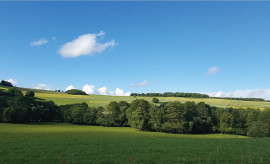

left=58, top=31, right=115, bottom=58
left=207, top=66, right=219, bottom=75
left=6, top=78, right=18, bottom=86
left=108, top=91, right=114, bottom=95
left=115, top=88, right=131, bottom=96
left=206, top=89, right=270, bottom=100
left=98, top=86, right=108, bottom=95
left=65, top=84, right=130, bottom=96
left=66, top=85, right=76, bottom=91
left=30, top=38, right=48, bottom=46
left=33, top=84, right=51, bottom=90
left=131, top=80, right=149, bottom=87
left=82, top=84, right=95, bottom=94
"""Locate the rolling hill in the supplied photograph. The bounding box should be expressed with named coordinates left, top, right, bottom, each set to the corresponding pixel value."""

left=1, top=86, right=270, bottom=109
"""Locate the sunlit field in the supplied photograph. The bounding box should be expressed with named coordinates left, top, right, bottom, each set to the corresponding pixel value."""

left=1, top=123, right=270, bottom=164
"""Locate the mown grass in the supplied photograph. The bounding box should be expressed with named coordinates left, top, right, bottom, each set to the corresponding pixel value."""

left=0, top=123, right=270, bottom=164
left=1, top=86, right=270, bottom=109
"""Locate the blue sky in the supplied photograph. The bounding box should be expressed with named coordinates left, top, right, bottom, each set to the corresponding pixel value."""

left=1, top=2, right=270, bottom=98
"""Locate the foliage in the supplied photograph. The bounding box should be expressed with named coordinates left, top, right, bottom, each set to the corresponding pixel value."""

left=1, top=90, right=270, bottom=137
left=66, top=89, right=87, bottom=95
left=2, top=96, right=59, bottom=123
left=213, top=97, right=266, bottom=102
left=247, top=109, right=270, bottom=137
left=7, top=87, right=23, bottom=96
left=127, top=99, right=151, bottom=131
left=247, top=121, right=268, bottom=137
left=25, top=90, right=35, bottom=97
left=0, top=80, right=13, bottom=87
left=131, top=92, right=209, bottom=98
left=152, top=98, right=159, bottom=103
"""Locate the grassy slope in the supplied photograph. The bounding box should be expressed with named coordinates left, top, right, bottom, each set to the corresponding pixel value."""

left=1, top=86, right=270, bottom=108
left=1, top=123, right=270, bottom=164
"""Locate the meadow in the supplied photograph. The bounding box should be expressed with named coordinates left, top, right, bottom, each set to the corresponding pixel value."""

left=1, top=86, right=270, bottom=109
left=0, top=123, right=270, bottom=164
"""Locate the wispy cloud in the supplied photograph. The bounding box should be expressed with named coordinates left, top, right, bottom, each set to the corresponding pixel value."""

left=207, top=89, right=270, bottom=100
left=6, top=78, right=18, bottom=86
left=58, top=31, right=115, bottom=58
left=65, top=85, right=76, bottom=91
left=207, top=66, right=219, bottom=75
left=30, top=38, right=48, bottom=46
left=131, top=80, right=149, bottom=87
left=33, top=84, right=51, bottom=90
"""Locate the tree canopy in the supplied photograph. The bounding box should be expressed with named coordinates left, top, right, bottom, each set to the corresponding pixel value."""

left=66, top=89, right=87, bottom=95
left=0, top=80, right=13, bottom=87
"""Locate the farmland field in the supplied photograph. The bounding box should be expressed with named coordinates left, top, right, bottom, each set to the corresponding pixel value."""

left=0, top=123, right=270, bottom=164
left=1, top=86, right=270, bottom=109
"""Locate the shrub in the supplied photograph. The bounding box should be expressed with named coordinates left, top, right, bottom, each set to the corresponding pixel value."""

left=25, top=91, right=35, bottom=97
left=152, top=98, right=159, bottom=103
left=7, top=88, right=23, bottom=96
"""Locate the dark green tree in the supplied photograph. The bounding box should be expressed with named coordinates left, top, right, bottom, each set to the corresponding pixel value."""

left=219, top=112, right=233, bottom=133
left=7, top=88, right=23, bottom=96
left=25, top=91, right=35, bottom=97
left=71, top=102, right=88, bottom=124
left=84, top=107, right=99, bottom=125
left=149, top=105, right=164, bottom=132
left=128, top=99, right=151, bottom=131
left=162, top=101, right=186, bottom=133
left=66, top=89, right=87, bottom=95
left=0, top=80, right=13, bottom=87
left=152, top=98, right=159, bottom=103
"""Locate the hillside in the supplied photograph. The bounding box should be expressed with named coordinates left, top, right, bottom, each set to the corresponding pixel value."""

left=1, top=86, right=270, bottom=109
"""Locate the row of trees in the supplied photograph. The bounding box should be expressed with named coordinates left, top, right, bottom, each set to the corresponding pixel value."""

left=0, top=89, right=58, bottom=123
left=0, top=87, right=35, bottom=97
left=0, top=88, right=269, bottom=137
left=59, top=99, right=270, bottom=137
left=131, top=92, right=266, bottom=102
left=213, top=97, right=266, bottom=102
left=130, top=92, right=209, bottom=98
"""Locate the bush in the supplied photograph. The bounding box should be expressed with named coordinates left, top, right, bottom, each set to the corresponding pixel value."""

left=25, top=91, right=35, bottom=97
left=7, top=88, right=23, bottom=96
left=152, top=98, right=159, bottom=103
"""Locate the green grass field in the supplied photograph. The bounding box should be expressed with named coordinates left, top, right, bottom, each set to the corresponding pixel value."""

left=1, top=86, right=270, bottom=163
left=1, top=86, right=270, bottom=109
left=0, top=123, right=270, bottom=164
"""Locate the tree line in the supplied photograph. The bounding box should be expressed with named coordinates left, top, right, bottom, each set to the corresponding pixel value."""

left=130, top=92, right=267, bottom=102
left=131, top=92, right=210, bottom=98
left=213, top=97, right=266, bottom=102
left=0, top=88, right=59, bottom=123
left=0, top=88, right=270, bottom=137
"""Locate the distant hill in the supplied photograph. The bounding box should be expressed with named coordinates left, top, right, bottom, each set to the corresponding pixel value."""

left=1, top=85, right=270, bottom=109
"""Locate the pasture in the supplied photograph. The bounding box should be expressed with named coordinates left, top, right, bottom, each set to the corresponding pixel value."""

left=0, top=123, right=269, bottom=164
left=1, top=86, right=270, bottom=109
